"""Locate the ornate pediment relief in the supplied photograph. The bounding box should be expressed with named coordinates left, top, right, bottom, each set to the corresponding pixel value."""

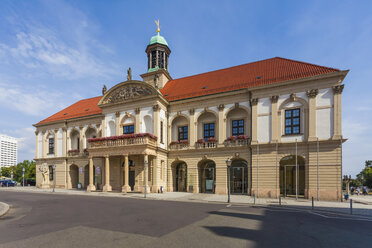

left=100, top=82, right=155, bottom=105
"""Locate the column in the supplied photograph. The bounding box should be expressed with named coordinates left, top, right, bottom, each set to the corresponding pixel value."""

left=122, top=155, right=131, bottom=193
left=135, top=108, right=141, bottom=133
left=251, top=98, right=258, bottom=143
left=189, top=109, right=196, bottom=147
left=115, top=111, right=120, bottom=136
left=144, top=154, right=150, bottom=193
left=87, top=157, right=96, bottom=192
left=218, top=104, right=225, bottom=145
left=307, top=89, right=318, bottom=141
left=332, top=85, right=344, bottom=139
left=152, top=157, right=158, bottom=193
left=270, top=96, right=279, bottom=142
left=103, top=155, right=112, bottom=192
left=35, top=131, right=39, bottom=159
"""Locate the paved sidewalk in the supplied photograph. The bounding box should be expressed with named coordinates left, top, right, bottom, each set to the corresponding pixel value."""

left=0, top=201, right=10, bottom=217
left=2, top=186, right=372, bottom=217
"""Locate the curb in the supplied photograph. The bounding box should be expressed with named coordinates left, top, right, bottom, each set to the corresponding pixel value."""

left=0, top=202, right=10, bottom=218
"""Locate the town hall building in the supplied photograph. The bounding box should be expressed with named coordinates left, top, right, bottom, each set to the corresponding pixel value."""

left=33, top=26, right=348, bottom=201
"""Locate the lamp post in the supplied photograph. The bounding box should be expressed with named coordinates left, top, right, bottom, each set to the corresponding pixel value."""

left=144, top=160, right=148, bottom=198
left=226, top=158, right=232, bottom=203
left=22, top=167, right=25, bottom=187
left=52, top=164, right=56, bottom=193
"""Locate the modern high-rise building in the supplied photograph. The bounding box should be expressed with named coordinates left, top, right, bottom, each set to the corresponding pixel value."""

left=0, top=134, right=18, bottom=167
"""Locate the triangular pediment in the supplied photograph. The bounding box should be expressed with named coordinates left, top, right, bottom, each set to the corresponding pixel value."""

left=98, top=80, right=157, bottom=106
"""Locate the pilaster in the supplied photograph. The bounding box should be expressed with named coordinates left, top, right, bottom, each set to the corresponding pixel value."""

left=189, top=109, right=196, bottom=147
left=135, top=108, right=141, bottom=133
left=35, top=131, right=39, bottom=159
left=251, top=98, right=258, bottom=143
left=115, top=111, right=120, bottom=136
left=122, top=155, right=131, bottom=193
left=87, top=157, right=96, bottom=192
left=270, top=96, right=279, bottom=142
left=153, top=105, right=159, bottom=142
left=218, top=104, right=225, bottom=145
left=307, top=89, right=318, bottom=141
left=332, top=85, right=344, bottom=139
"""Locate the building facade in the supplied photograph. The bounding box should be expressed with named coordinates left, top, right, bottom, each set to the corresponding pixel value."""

left=0, top=134, right=18, bottom=167
left=33, top=29, right=347, bottom=201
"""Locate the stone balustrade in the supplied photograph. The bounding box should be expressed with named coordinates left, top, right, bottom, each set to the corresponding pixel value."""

left=88, top=133, right=157, bottom=149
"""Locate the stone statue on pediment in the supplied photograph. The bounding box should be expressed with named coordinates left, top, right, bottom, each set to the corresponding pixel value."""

left=127, top=67, right=132, bottom=81
left=102, top=85, right=107, bottom=95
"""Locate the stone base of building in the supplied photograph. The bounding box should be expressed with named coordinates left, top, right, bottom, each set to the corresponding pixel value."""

left=102, top=184, right=112, bottom=192
left=39, top=183, right=50, bottom=189
left=87, top=184, right=96, bottom=192
left=121, top=185, right=131, bottom=193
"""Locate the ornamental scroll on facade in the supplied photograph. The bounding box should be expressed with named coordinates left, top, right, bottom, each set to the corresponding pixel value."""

left=103, top=85, right=153, bottom=104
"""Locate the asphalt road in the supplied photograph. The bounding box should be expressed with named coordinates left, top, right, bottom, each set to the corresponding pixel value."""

left=0, top=191, right=371, bottom=248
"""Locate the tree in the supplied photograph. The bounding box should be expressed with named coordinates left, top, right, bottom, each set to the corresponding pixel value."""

left=0, top=166, right=12, bottom=178
left=356, top=160, right=372, bottom=188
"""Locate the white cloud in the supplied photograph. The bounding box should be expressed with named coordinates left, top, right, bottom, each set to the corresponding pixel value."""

left=0, top=31, right=117, bottom=80
left=0, top=81, right=65, bottom=117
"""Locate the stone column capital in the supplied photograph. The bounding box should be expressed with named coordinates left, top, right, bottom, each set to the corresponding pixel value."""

left=306, top=89, right=319, bottom=98
left=115, top=111, right=120, bottom=117
left=332, top=84, right=344, bottom=94
left=270, top=95, right=279, bottom=103
left=251, top=98, right=259, bottom=106
left=35, top=130, right=39, bottom=135
left=135, top=108, right=141, bottom=114
left=189, top=108, right=195, bottom=115
left=152, top=104, right=159, bottom=111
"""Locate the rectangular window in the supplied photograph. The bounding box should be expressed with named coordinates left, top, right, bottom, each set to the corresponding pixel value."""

left=178, top=126, right=188, bottom=141
left=160, top=121, right=164, bottom=144
left=203, top=123, right=215, bottom=140
left=284, top=108, right=301, bottom=135
left=123, top=125, right=135, bottom=134
left=232, top=119, right=244, bottom=136
left=48, top=138, right=54, bottom=154
left=49, top=165, right=54, bottom=181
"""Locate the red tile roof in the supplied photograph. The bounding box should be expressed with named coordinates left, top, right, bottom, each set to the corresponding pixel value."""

left=37, top=96, right=102, bottom=125
left=37, top=57, right=340, bottom=125
left=160, top=57, right=340, bottom=101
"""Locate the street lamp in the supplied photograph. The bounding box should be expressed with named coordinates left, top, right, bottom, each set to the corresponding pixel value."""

left=226, top=158, right=232, bottom=203
left=22, top=167, right=25, bottom=187
left=52, top=164, right=56, bottom=193
left=144, top=160, right=148, bottom=198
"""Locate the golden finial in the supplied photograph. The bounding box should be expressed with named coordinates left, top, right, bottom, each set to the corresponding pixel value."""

left=155, top=19, right=160, bottom=33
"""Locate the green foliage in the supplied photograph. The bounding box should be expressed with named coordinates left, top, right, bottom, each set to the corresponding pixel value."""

left=355, top=160, right=372, bottom=188
left=0, top=160, right=36, bottom=182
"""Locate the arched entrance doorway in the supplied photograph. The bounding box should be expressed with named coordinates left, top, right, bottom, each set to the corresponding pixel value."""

left=280, top=155, right=305, bottom=197
left=172, top=162, right=187, bottom=192
left=230, top=160, right=249, bottom=194
left=199, top=160, right=216, bottom=193
left=69, top=164, right=79, bottom=188
left=123, top=160, right=135, bottom=191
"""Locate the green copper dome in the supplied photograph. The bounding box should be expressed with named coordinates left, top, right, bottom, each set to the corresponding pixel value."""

left=149, top=33, right=168, bottom=46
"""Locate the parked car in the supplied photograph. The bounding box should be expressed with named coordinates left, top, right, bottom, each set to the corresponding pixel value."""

left=0, top=179, right=17, bottom=187
left=21, top=178, right=36, bottom=186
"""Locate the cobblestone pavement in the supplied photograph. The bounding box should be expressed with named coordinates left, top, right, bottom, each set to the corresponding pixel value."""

left=1, top=186, right=372, bottom=217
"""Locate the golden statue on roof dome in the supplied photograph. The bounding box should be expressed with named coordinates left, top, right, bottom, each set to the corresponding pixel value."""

left=155, top=19, right=160, bottom=33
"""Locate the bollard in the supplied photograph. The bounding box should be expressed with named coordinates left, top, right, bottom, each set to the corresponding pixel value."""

left=279, top=196, right=281, bottom=206
left=254, top=194, right=256, bottom=204
left=312, top=197, right=314, bottom=210
left=350, top=199, right=353, bottom=215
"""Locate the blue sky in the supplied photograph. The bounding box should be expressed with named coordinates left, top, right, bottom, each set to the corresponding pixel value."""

left=0, top=0, right=371, bottom=176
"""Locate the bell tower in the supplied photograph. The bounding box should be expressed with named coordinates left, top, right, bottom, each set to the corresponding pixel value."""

left=141, top=20, right=172, bottom=89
